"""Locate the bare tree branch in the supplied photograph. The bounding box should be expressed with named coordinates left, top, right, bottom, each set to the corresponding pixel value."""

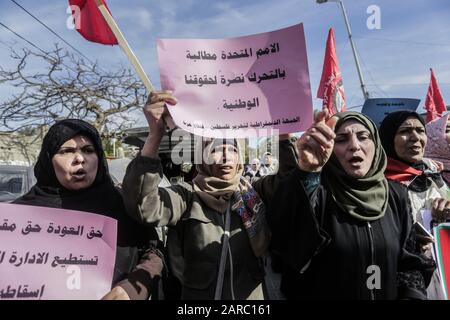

left=0, top=44, right=146, bottom=134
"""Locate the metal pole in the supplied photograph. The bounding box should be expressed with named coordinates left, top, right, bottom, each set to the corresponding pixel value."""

left=338, top=0, right=369, bottom=100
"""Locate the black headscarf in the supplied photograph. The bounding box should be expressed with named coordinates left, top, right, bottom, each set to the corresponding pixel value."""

left=32, top=119, right=110, bottom=190
left=378, top=111, right=443, bottom=192
left=14, top=119, right=155, bottom=284
left=16, top=119, right=120, bottom=210
left=34, top=119, right=112, bottom=193
left=379, top=110, right=426, bottom=162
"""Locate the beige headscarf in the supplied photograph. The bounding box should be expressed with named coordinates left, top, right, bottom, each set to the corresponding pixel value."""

left=193, top=138, right=244, bottom=213
left=193, top=138, right=271, bottom=257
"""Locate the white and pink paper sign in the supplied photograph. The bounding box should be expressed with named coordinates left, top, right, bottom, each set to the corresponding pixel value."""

left=157, top=23, right=313, bottom=138
left=0, top=203, right=117, bottom=300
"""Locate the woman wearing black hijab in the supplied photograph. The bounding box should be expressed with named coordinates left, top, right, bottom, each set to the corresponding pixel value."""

left=13, top=119, right=163, bottom=299
left=379, top=110, right=450, bottom=299
left=379, top=111, right=450, bottom=225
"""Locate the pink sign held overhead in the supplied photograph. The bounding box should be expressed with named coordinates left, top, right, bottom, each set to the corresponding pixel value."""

left=0, top=203, right=117, bottom=300
left=157, top=23, right=313, bottom=138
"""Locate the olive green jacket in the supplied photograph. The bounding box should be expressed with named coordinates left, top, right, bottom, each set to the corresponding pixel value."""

left=121, top=140, right=297, bottom=300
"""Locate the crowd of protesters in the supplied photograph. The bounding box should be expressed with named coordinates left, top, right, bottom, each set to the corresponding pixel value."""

left=10, top=90, right=450, bottom=300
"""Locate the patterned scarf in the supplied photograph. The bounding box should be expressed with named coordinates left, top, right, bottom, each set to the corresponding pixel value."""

left=231, top=177, right=271, bottom=257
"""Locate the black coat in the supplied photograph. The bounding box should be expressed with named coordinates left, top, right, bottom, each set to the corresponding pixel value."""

left=267, top=167, right=435, bottom=300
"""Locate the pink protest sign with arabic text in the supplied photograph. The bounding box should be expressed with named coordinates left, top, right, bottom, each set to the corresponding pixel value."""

left=0, top=203, right=117, bottom=300
left=157, top=23, right=313, bottom=138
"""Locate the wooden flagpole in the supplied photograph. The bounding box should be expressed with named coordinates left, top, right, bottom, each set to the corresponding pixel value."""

left=94, top=0, right=175, bottom=128
left=94, top=0, right=154, bottom=92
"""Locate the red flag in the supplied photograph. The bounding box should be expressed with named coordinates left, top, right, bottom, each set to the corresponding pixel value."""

left=425, top=68, right=447, bottom=123
left=69, top=0, right=118, bottom=45
left=317, top=28, right=346, bottom=117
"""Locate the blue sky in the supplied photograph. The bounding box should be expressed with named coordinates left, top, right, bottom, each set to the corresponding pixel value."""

left=1, top=0, right=449, bottom=129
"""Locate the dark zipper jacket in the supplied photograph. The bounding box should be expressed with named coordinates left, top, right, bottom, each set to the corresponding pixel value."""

left=266, top=167, right=436, bottom=300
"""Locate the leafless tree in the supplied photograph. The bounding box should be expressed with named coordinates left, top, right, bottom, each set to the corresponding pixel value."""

left=0, top=44, right=147, bottom=134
